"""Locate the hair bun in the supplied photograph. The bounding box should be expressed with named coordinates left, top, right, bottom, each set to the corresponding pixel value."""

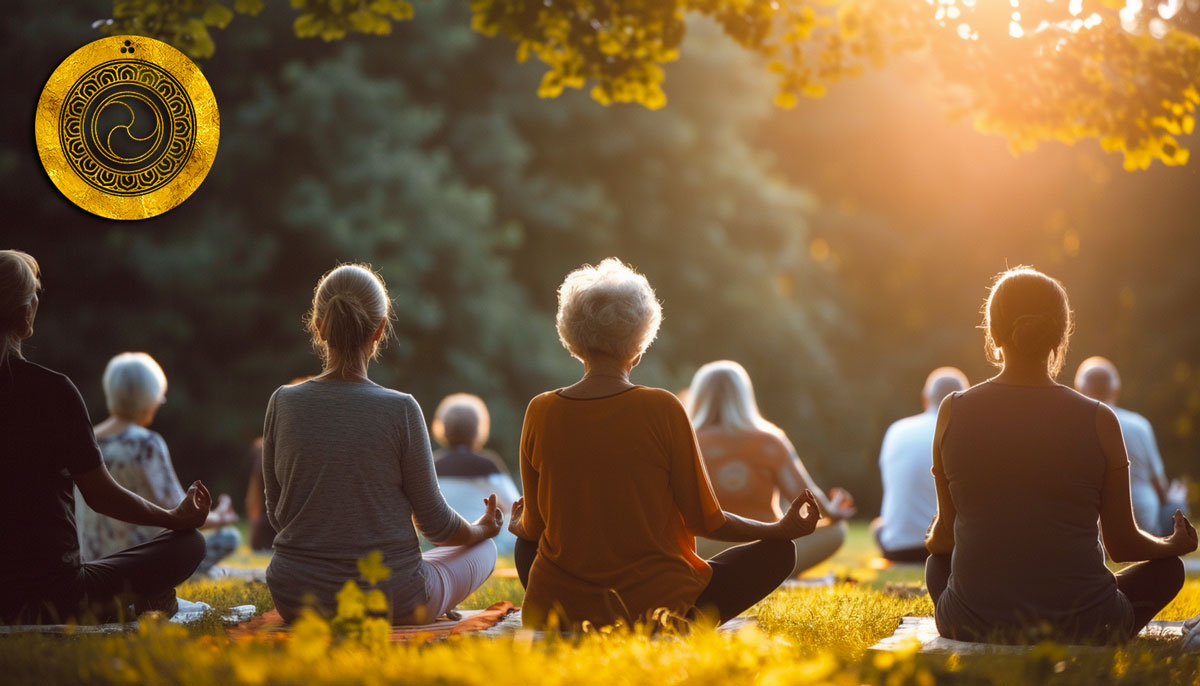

left=1008, top=312, right=1059, bottom=354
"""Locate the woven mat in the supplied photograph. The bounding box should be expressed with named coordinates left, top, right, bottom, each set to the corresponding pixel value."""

left=870, top=616, right=1187, bottom=655
left=226, top=601, right=518, bottom=641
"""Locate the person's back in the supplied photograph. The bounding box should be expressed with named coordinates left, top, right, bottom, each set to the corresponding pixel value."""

left=434, top=447, right=519, bottom=553
left=264, top=379, right=460, bottom=617
left=521, top=386, right=724, bottom=627
left=938, top=381, right=1117, bottom=634
left=876, top=410, right=939, bottom=554
left=696, top=428, right=796, bottom=522
left=0, top=358, right=99, bottom=599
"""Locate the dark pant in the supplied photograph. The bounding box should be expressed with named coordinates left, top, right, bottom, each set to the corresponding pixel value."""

left=925, top=553, right=1184, bottom=641
left=513, top=536, right=794, bottom=626
left=7, top=528, right=205, bottom=624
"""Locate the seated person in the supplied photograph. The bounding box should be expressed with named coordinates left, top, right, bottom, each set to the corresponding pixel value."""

left=264, top=264, right=503, bottom=624
left=1075, top=356, right=1188, bottom=536
left=510, top=258, right=822, bottom=630
left=0, top=250, right=208, bottom=624
left=926, top=267, right=1195, bottom=645
left=871, top=367, right=969, bottom=563
left=431, top=393, right=520, bottom=553
left=687, top=360, right=856, bottom=578
left=244, top=437, right=277, bottom=551
left=77, top=352, right=240, bottom=576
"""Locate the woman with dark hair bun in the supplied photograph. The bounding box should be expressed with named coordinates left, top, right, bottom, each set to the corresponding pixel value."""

left=924, top=266, right=1196, bottom=644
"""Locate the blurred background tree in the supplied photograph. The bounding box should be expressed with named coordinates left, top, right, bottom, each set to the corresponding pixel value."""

left=101, top=0, right=1200, bottom=168
left=3, top=0, right=1198, bottom=512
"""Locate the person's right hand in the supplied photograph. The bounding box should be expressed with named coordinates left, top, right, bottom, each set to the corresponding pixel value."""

left=776, top=489, right=821, bottom=539
left=474, top=493, right=504, bottom=539
left=1166, top=509, right=1198, bottom=556
left=169, top=480, right=211, bottom=530
left=508, top=497, right=525, bottom=538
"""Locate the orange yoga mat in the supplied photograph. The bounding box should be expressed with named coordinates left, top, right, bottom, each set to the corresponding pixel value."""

left=227, top=601, right=518, bottom=641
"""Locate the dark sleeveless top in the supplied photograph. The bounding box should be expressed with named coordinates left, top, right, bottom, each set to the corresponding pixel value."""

left=935, top=381, right=1133, bottom=642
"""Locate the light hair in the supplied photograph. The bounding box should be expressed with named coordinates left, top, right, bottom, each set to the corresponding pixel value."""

left=0, top=250, right=40, bottom=365
left=103, top=352, right=167, bottom=418
left=1074, top=356, right=1120, bottom=402
left=923, top=367, right=969, bottom=406
left=686, top=360, right=782, bottom=436
left=304, top=264, right=395, bottom=370
left=982, top=266, right=1074, bottom=378
left=432, top=393, right=491, bottom=448
left=555, top=258, right=662, bottom=363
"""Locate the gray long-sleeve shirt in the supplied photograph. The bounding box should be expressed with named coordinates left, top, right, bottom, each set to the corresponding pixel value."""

left=262, top=379, right=464, bottom=616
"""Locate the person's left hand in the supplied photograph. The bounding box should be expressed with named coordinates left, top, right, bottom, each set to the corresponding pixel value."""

left=827, top=487, right=857, bottom=519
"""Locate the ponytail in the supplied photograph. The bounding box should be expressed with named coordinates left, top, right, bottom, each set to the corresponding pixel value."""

left=305, top=263, right=394, bottom=371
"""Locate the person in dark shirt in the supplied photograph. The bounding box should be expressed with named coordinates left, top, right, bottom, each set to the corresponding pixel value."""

left=431, top=394, right=519, bottom=552
left=0, top=250, right=210, bottom=624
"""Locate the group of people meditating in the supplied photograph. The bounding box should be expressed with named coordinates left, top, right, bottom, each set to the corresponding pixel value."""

left=1, top=247, right=1196, bottom=645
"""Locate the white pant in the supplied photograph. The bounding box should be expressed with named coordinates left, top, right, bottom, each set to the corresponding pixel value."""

left=404, top=539, right=497, bottom=623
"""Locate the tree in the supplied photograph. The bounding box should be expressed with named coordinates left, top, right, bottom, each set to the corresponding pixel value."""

left=103, top=0, right=1200, bottom=169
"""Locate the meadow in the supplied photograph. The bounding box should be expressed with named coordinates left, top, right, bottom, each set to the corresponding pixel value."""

left=2, top=524, right=1199, bottom=686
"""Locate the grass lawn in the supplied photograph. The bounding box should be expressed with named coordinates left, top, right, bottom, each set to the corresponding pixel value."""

left=3, top=522, right=1199, bottom=685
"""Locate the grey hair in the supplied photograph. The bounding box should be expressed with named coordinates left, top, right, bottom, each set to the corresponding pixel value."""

left=432, top=393, right=491, bottom=448
left=102, top=352, right=167, bottom=418
left=555, top=258, right=662, bottom=363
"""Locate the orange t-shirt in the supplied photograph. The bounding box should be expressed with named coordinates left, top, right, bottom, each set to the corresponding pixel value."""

left=518, top=386, right=726, bottom=629
left=694, top=428, right=805, bottom=523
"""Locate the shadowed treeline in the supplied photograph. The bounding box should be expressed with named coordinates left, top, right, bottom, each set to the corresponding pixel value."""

left=2, top=0, right=1196, bottom=513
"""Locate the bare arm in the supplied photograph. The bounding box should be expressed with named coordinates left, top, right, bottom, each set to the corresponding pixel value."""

left=707, top=490, right=821, bottom=542
left=75, top=463, right=209, bottom=530
left=1097, top=404, right=1196, bottom=562
left=924, top=395, right=956, bottom=555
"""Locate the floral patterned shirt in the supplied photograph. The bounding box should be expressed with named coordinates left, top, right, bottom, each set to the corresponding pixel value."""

left=75, top=425, right=186, bottom=561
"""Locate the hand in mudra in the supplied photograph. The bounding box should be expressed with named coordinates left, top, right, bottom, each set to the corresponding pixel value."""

left=508, top=497, right=525, bottom=538
left=777, top=489, right=822, bottom=540
left=475, top=493, right=504, bottom=539
left=171, top=480, right=211, bottom=530
left=1167, top=510, right=1198, bottom=556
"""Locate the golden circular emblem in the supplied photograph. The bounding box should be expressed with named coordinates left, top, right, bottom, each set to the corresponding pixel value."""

left=35, top=36, right=219, bottom=220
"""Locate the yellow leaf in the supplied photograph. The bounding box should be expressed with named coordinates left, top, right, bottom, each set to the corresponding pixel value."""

left=203, top=3, right=234, bottom=28
left=357, top=550, right=392, bottom=585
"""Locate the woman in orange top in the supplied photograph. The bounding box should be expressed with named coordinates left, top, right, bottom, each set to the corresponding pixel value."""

left=687, top=360, right=856, bottom=577
left=509, top=258, right=822, bottom=630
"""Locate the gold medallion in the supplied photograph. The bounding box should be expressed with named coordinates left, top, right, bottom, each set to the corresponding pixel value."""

left=35, top=35, right=219, bottom=220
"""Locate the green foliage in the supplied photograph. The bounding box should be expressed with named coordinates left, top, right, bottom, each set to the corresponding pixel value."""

left=106, top=0, right=1200, bottom=168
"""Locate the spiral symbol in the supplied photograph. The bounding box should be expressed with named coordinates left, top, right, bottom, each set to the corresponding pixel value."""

left=58, top=59, right=195, bottom=197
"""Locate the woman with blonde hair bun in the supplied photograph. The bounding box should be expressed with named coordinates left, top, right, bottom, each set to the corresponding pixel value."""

left=263, top=263, right=504, bottom=624
left=687, top=360, right=855, bottom=578
left=925, top=266, right=1195, bottom=644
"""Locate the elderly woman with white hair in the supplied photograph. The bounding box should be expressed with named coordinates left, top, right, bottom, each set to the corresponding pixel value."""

left=687, top=360, right=856, bottom=578
left=77, top=353, right=240, bottom=575
left=508, top=258, right=822, bottom=630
